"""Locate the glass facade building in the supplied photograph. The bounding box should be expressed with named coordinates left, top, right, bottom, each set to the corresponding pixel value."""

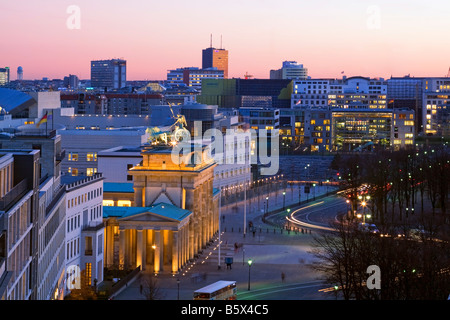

left=90, top=59, right=126, bottom=90
left=0, top=68, right=10, bottom=86
left=332, top=109, right=392, bottom=152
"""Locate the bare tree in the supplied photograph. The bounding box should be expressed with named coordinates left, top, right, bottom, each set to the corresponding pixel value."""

left=140, top=274, right=166, bottom=300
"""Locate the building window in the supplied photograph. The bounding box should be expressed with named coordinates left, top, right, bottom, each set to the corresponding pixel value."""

left=71, top=168, right=79, bottom=176
left=87, top=152, right=97, bottom=162
left=85, top=263, right=92, bottom=286
left=86, top=168, right=97, bottom=176
left=127, top=164, right=133, bottom=181
left=85, top=237, right=93, bottom=256
left=98, top=235, right=103, bottom=255
left=117, top=200, right=131, bottom=207
left=103, top=200, right=114, bottom=207
left=68, top=153, right=78, bottom=161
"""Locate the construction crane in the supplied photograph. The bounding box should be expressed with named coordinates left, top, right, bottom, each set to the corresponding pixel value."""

left=244, top=72, right=253, bottom=80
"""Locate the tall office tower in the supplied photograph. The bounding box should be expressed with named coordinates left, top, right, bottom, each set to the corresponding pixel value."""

left=0, top=67, right=10, bottom=86
left=90, top=59, right=127, bottom=90
left=202, top=44, right=229, bottom=79
left=17, top=66, right=23, bottom=81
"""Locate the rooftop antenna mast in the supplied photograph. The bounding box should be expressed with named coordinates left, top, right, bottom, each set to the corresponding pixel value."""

left=210, top=34, right=213, bottom=48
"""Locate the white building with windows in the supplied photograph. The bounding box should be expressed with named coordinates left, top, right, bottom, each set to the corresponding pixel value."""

left=291, top=76, right=388, bottom=109
left=60, top=128, right=150, bottom=177
left=62, top=173, right=104, bottom=295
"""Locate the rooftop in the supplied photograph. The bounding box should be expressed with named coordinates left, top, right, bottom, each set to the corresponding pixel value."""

left=103, top=182, right=134, bottom=193
left=103, top=202, right=192, bottom=222
left=0, top=88, right=36, bottom=115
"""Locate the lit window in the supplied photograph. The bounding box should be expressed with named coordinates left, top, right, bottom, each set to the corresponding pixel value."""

left=69, top=153, right=78, bottom=161
left=87, top=152, right=97, bottom=162
left=117, top=200, right=131, bottom=207
left=86, top=168, right=97, bottom=176
left=103, top=200, right=115, bottom=207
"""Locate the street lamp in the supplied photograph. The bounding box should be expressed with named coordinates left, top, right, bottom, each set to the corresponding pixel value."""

left=282, top=191, right=286, bottom=210
left=312, top=183, right=316, bottom=200
left=265, top=197, right=269, bottom=215
left=247, top=259, right=253, bottom=291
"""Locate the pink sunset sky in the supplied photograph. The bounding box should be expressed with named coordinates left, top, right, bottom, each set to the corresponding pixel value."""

left=1, top=0, right=450, bottom=81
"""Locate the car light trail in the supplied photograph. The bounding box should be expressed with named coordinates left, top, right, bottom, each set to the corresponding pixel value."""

left=286, top=201, right=336, bottom=232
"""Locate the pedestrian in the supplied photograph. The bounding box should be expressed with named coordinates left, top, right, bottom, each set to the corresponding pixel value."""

left=281, top=272, right=285, bottom=283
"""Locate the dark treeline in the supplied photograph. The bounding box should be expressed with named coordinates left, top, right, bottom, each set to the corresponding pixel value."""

left=332, top=146, right=449, bottom=226
left=310, top=146, right=450, bottom=300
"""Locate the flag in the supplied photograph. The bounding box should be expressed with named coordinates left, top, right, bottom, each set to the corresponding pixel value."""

left=36, top=113, right=48, bottom=128
left=388, top=99, right=394, bottom=104
left=296, top=99, right=302, bottom=105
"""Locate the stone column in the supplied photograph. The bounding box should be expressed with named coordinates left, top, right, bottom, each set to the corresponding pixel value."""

left=105, top=225, right=114, bottom=266
left=119, top=228, right=125, bottom=269
left=136, top=229, right=143, bottom=269
left=172, top=231, right=179, bottom=274
left=142, top=230, right=147, bottom=271
left=183, top=226, right=188, bottom=267
left=154, top=230, right=161, bottom=273
left=189, top=223, right=194, bottom=260
left=147, top=230, right=153, bottom=266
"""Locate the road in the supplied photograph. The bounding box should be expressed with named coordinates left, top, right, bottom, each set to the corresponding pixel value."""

left=267, top=195, right=348, bottom=232
left=237, top=280, right=331, bottom=300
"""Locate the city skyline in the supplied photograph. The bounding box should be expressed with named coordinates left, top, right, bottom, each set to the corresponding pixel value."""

left=2, top=0, right=450, bottom=81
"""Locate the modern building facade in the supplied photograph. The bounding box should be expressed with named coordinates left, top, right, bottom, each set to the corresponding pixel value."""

left=90, top=59, right=127, bottom=90
left=198, top=79, right=293, bottom=109
left=0, top=149, right=40, bottom=300
left=0, top=128, right=67, bottom=300
left=0, top=68, right=10, bottom=86
left=291, top=76, right=388, bottom=109
left=167, top=67, right=224, bottom=91
left=331, top=108, right=415, bottom=152
left=202, top=47, right=229, bottom=79
left=270, top=61, right=308, bottom=80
